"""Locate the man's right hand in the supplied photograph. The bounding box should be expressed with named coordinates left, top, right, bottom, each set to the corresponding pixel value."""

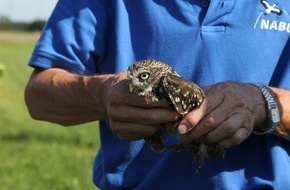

left=25, top=68, right=179, bottom=141
left=103, top=72, right=180, bottom=141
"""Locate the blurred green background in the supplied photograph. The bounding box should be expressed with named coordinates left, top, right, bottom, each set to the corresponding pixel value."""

left=0, top=31, right=100, bottom=190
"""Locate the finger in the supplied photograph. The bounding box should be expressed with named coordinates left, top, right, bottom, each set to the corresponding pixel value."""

left=181, top=114, right=222, bottom=143
left=205, top=113, right=249, bottom=143
left=178, top=99, right=213, bottom=134
left=218, top=126, right=251, bottom=148
left=179, top=82, right=256, bottom=136
left=110, top=120, right=161, bottom=141
left=178, top=86, right=225, bottom=134
left=179, top=94, right=234, bottom=139
left=108, top=105, right=180, bottom=125
left=183, top=106, right=253, bottom=144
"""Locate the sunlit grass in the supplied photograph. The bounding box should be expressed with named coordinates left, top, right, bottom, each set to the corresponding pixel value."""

left=0, top=32, right=100, bottom=190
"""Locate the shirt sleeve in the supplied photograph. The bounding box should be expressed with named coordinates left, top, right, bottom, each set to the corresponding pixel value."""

left=29, top=0, right=109, bottom=75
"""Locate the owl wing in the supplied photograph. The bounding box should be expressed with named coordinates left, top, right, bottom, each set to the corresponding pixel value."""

left=162, top=74, right=205, bottom=116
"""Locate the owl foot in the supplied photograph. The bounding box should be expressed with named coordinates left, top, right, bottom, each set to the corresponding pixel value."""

left=185, top=141, right=225, bottom=174
left=144, top=131, right=165, bottom=152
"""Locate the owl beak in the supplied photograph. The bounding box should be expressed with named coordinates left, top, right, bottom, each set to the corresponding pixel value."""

left=129, top=83, right=134, bottom=92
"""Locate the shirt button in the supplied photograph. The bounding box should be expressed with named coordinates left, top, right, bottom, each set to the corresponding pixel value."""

left=201, top=0, right=210, bottom=8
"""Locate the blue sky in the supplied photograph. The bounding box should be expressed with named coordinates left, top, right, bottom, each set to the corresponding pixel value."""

left=0, top=0, right=58, bottom=22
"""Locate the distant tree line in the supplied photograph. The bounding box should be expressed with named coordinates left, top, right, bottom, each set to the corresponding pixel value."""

left=0, top=16, right=46, bottom=31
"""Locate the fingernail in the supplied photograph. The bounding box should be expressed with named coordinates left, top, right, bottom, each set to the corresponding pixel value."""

left=178, top=124, right=188, bottom=134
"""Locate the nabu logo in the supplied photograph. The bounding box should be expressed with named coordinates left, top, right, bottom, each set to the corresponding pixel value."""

left=261, top=0, right=282, bottom=15
left=254, top=0, right=290, bottom=33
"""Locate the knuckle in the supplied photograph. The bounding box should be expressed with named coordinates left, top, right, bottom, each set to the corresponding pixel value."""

left=216, top=81, right=234, bottom=92
left=107, top=107, right=121, bottom=120
left=216, top=81, right=239, bottom=99
left=222, top=131, right=246, bottom=148
left=109, top=122, right=121, bottom=133
left=183, top=112, right=199, bottom=127
left=241, top=126, right=251, bottom=138
left=139, top=113, right=152, bottom=124
left=224, top=124, right=237, bottom=136
left=230, top=135, right=243, bottom=146
left=143, top=125, right=159, bottom=135
left=233, top=99, right=246, bottom=108
left=113, top=125, right=136, bottom=141
left=204, top=116, right=219, bottom=130
left=220, top=138, right=240, bottom=148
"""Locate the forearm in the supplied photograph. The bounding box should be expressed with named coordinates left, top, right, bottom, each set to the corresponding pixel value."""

left=269, top=86, right=290, bottom=140
left=25, top=68, right=114, bottom=126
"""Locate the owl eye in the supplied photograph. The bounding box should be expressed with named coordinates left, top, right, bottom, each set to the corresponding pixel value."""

left=139, top=72, right=150, bottom=81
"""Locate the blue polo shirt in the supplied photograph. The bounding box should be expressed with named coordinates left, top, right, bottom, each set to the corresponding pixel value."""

left=29, top=0, right=290, bottom=189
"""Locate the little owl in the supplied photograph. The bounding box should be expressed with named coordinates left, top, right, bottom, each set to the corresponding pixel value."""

left=126, top=59, right=224, bottom=172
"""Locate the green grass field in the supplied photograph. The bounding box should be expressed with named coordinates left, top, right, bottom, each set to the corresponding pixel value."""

left=0, top=32, right=100, bottom=190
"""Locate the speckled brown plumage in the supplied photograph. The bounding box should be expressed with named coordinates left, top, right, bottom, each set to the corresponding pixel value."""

left=126, top=59, right=224, bottom=172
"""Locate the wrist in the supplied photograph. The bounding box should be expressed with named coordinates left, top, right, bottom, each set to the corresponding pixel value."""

left=84, top=73, right=117, bottom=120
left=86, top=72, right=127, bottom=120
left=251, top=83, right=281, bottom=135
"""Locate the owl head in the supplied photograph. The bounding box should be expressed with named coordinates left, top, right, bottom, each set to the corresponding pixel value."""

left=126, top=59, right=177, bottom=98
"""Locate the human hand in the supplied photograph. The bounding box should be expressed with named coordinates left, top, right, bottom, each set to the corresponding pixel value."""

left=178, top=81, right=267, bottom=148
left=103, top=72, right=180, bottom=141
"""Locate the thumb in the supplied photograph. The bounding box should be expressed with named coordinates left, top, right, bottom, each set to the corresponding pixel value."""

left=177, top=98, right=214, bottom=134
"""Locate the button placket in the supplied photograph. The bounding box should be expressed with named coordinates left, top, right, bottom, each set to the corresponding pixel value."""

left=201, top=0, right=210, bottom=9
left=201, top=0, right=235, bottom=32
